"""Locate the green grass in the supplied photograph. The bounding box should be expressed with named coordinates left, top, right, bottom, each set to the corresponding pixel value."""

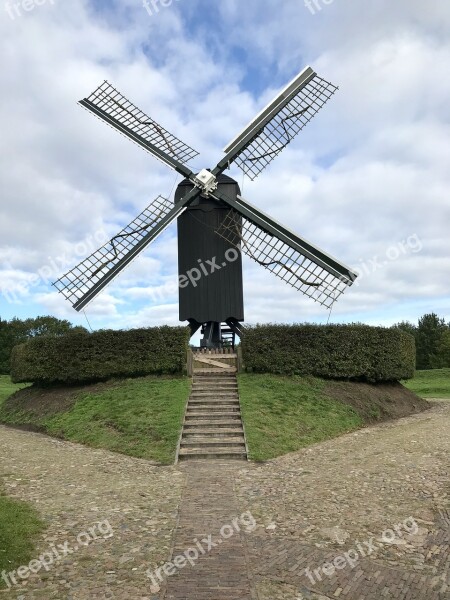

left=0, top=493, right=45, bottom=588
left=0, top=375, right=28, bottom=404
left=0, top=376, right=190, bottom=464
left=403, top=368, right=450, bottom=399
left=0, top=378, right=44, bottom=587
left=238, top=374, right=363, bottom=461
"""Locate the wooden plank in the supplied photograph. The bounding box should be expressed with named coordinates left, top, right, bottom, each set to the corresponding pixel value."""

left=194, top=356, right=236, bottom=369
left=194, top=353, right=238, bottom=359
left=193, top=368, right=237, bottom=374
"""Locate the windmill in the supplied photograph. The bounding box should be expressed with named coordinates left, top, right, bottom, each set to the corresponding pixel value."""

left=54, top=66, right=358, bottom=348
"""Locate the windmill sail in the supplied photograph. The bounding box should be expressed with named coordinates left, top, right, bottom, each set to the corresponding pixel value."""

left=55, top=66, right=356, bottom=322
left=53, top=196, right=185, bottom=311
left=213, top=192, right=357, bottom=309
left=79, top=81, right=198, bottom=177
left=218, top=67, right=338, bottom=180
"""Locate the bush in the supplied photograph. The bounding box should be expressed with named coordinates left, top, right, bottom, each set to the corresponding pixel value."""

left=0, top=316, right=88, bottom=375
left=11, top=327, right=190, bottom=384
left=241, top=324, right=415, bottom=382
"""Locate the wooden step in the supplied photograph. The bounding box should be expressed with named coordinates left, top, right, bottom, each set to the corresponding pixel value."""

left=193, top=375, right=237, bottom=380
left=189, top=396, right=240, bottom=401
left=190, top=394, right=239, bottom=399
left=191, top=392, right=238, bottom=396
left=184, top=412, right=241, bottom=421
left=187, top=398, right=241, bottom=410
left=191, top=388, right=238, bottom=398
left=182, top=428, right=245, bottom=437
left=187, top=399, right=241, bottom=410
left=186, top=407, right=241, bottom=414
left=193, top=369, right=237, bottom=375
left=192, top=379, right=238, bottom=384
left=193, top=374, right=236, bottom=380
left=192, top=350, right=237, bottom=360
left=188, top=397, right=240, bottom=404
left=178, top=447, right=247, bottom=461
left=187, top=402, right=240, bottom=409
left=187, top=401, right=240, bottom=407
left=192, top=387, right=238, bottom=391
left=178, top=369, right=247, bottom=462
left=183, top=420, right=243, bottom=429
left=180, top=438, right=246, bottom=448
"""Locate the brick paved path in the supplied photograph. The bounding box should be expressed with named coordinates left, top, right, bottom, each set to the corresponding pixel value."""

left=162, top=460, right=448, bottom=600
left=164, top=463, right=253, bottom=599
left=248, top=528, right=449, bottom=599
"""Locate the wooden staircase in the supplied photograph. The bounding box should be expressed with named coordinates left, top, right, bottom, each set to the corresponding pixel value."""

left=177, top=350, right=248, bottom=462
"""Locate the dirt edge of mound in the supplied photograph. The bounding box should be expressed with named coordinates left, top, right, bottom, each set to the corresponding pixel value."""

left=2, top=380, right=121, bottom=419
left=324, top=380, right=431, bottom=423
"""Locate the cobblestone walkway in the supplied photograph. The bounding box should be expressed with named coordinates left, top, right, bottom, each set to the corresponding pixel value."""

left=0, top=428, right=185, bottom=599
left=0, top=400, right=449, bottom=599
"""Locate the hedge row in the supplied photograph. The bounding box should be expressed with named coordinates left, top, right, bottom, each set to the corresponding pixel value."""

left=241, top=324, right=415, bottom=382
left=11, top=326, right=190, bottom=385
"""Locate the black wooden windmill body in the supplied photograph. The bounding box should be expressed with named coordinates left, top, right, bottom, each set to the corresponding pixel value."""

left=54, top=66, right=358, bottom=348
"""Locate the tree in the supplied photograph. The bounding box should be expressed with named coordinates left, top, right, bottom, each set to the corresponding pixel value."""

left=416, top=313, right=447, bottom=370
left=19, top=316, right=78, bottom=338
left=432, top=329, right=450, bottom=368
left=391, top=321, right=417, bottom=338
left=0, top=318, right=13, bottom=375
left=0, top=316, right=88, bottom=375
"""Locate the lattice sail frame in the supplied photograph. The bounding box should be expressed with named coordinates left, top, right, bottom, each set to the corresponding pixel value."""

left=82, top=81, right=199, bottom=165
left=215, top=210, right=350, bottom=308
left=53, top=196, right=173, bottom=308
left=231, top=75, right=338, bottom=180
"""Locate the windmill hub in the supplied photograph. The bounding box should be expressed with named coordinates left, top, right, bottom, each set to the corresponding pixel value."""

left=193, top=169, right=218, bottom=196
left=54, top=67, right=358, bottom=350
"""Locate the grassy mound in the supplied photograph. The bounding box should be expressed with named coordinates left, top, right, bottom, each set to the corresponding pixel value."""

left=1, top=369, right=442, bottom=465
left=238, top=374, right=430, bottom=461
left=0, top=375, right=190, bottom=464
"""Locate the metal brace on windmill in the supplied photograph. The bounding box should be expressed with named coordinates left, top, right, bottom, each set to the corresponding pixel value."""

left=54, top=66, right=358, bottom=348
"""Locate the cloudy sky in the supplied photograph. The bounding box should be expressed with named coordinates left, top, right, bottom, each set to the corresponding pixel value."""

left=1, top=0, right=449, bottom=333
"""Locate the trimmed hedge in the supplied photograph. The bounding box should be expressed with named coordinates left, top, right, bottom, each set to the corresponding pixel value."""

left=241, top=324, right=416, bottom=382
left=11, top=326, right=190, bottom=385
